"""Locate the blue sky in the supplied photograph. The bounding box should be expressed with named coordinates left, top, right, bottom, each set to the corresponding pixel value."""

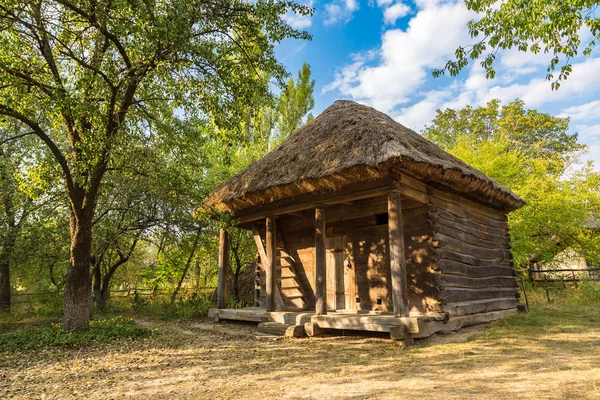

left=275, top=0, right=600, bottom=170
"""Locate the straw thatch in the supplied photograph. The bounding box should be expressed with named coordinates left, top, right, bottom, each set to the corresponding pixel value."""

left=205, top=100, right=525, bottom=213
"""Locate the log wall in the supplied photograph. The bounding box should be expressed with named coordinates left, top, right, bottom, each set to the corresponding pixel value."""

left=429, top=189, right=520, bottom=317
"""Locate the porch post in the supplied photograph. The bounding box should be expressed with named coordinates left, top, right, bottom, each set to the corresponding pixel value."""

left=217, top=228, right=229, bottom=309
left=265, top=216, right=277, bottom=312
left=388, top=191, right=409, bottom=317
left=315, top=206, right=327, bottom=315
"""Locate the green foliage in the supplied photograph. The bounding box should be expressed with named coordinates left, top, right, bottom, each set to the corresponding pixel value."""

left=424, top=99, right=600, bottom=268
left=434, top=0, right=600, bottom=86
left=172, top=292, right=214, bottom=319
left=0, top=316, right=151, bottom=351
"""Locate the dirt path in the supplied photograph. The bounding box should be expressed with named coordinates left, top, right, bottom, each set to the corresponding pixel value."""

left=2, top=310, right=600, bottom=400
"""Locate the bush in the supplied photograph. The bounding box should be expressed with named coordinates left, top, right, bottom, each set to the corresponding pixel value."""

left=0, top=316, right=152, bottom=351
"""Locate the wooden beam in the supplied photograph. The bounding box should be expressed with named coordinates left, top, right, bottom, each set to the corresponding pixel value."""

left=236, top=179, right=393, bottom=223
left=217, top=228, right=229, bottom=309
left=315, top=206, right=327, bottom=315
left=265, top=217, right=276, bottom=312
left=388, top=191, right=409, bottom=317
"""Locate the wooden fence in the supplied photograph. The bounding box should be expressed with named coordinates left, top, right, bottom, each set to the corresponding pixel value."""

left=528, top=267, right=600, bottom=283
left=10, top=287, right=217, bottom=305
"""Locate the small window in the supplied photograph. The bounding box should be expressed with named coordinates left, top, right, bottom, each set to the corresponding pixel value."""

left=356, top=297, right=361, bottom=303
left=376, top=298, right=383, bottom=305
left=376, top=213, right=388, bottom=225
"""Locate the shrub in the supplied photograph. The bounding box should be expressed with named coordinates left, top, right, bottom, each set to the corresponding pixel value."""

left=0, top=316, right=152, bottom=351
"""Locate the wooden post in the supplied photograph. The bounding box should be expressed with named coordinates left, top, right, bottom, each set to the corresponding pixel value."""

left=388, top=191, right=409, bottom=317
left=265, top=216, right=276, bottom=312
left=315, top=206, right=327, bottom=315
left=217, top=228, right=229, bottom=309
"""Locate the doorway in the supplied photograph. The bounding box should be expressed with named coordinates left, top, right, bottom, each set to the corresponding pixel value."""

left=325, top=235, right=355, bottom=310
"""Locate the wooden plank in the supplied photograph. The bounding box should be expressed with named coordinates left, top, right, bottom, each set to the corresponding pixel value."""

left=388, top=191, right=409, bottom=317
left=217, top=228, right=229, bottom=309
left=429, top=186, right=506, bottom=221
left=430, top=197, right=508, bottom=230
left=435, top=249, right=512, bottom=266
left=436, top=258, right=514, bottom=276
left=236, top=178, right=393, bottom=223
left=265, top=217, right=276, bottom=312
left=315, top=206, right=327, bottom=315
left=439, top=274, right=518, bottom=289
left=439, top=287, right=518, bottom=303
left=442, top=298, right=519, bottom=317
left=432, top=208, right=507, bottom=236
left=434, top=233, right=512, bottom=260
left=431, top=212, right=508, bottom=243
left=447, top=308, right=519, bottom=330
left=257, top=322, right=306, bottom=338
left=251, top=224, right=267, bottom=262
left=434, top=223, right=510, bottom=250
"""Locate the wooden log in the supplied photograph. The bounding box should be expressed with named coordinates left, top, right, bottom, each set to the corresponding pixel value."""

left=431, top=210, right=508, bottom=241
left=265, top=217, right=276, bottom=312
left=236, top=177, right=392, bottom=223
left=435, top=250, right=512, bottom=267
left=304, top=321, right=327, bottom=337
left=446, top=308, right=518, bottom=330
left=315, top=206, right=327, bottom=315
left=434, top=233, right=512, bottom=260
left=430, top=197, right=508, bottom=230
left=257, top=322, right=306, bottom=338
left=443, top=297, right=519, bottom=317
left=439, top=287, right=519, bottom=303
left=388, top=191, right=410, bottom=317
left=433, top=223, right=510, bottom=250
left=429, top=186, right=506, bottom=221
left=217, top=228, right=229, bottom=309
left=439, top=274, right=518, bottom=289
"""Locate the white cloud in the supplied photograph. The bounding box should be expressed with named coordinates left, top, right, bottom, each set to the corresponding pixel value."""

left=324, top=0, right=359, bottom=25
left=560, top=100, right=600, bottom=121
left=282, top=0, right=313, bottom=29
left=383, top=3, right=411, bottom=24
left=376, top=0, right=393, bottom=6
left=324, top=1, right=475, bottom=112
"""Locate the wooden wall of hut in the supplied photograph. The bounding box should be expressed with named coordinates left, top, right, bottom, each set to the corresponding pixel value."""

left=253, top=194, right=440, bottom=313
left=429, top=189, right=520, bottom=317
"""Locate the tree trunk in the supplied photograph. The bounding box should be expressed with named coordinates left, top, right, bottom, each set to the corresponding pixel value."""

left=92, top=264, right=107, bottom=312
left=0, top=257, right=10, bottom=312
left=63, top=211, right=93, bottom=331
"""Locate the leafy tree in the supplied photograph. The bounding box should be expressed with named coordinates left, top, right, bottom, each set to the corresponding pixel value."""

left=424, top=99, right=600, bottom=269
left=0, top=0, right=311, bottom=330
left=275, top=62, right=316, bottom=141
left=434, top=0, right=600, bottom=88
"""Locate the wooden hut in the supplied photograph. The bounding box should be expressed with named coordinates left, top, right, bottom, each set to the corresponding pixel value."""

left=205, top=100, right=525, bottom=341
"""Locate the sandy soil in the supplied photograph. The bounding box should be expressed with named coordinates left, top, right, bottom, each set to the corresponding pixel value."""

left=2, top=315, right=600, bottom=400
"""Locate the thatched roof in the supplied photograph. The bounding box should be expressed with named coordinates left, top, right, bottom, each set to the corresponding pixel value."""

left=205, top=100, right=525, bottom=213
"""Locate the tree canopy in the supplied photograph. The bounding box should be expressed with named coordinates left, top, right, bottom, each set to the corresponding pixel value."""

left=434, top=0, right=600, bottom=88
left=0, top=0, right=312, bottom=330
left=424, top=99, right=600, bottom=269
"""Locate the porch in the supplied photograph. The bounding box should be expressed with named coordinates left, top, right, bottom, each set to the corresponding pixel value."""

left=208, top=307, right=451, bottom=340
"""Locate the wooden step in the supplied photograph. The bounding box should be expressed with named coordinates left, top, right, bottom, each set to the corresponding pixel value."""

left=257, top=322, right=306, bottom=338
left=281, top=294, right=304, bottom=300
left=280, top=285, right=300, bottom=290
left=277, top=276, right=296, bottom=280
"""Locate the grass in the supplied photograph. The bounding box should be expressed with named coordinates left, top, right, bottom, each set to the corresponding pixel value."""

left=0, top=316, right=152, bottom=351
left=1, top=286, right=599, bottom=399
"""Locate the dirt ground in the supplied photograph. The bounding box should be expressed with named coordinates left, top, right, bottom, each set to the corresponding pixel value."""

left=2, top=308, right=600, bottom=400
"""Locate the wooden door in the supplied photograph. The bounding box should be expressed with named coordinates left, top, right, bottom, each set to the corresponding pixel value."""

left=326, top=235, right=348, bottom=310
left=352, top=225, right=391, bottom=311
